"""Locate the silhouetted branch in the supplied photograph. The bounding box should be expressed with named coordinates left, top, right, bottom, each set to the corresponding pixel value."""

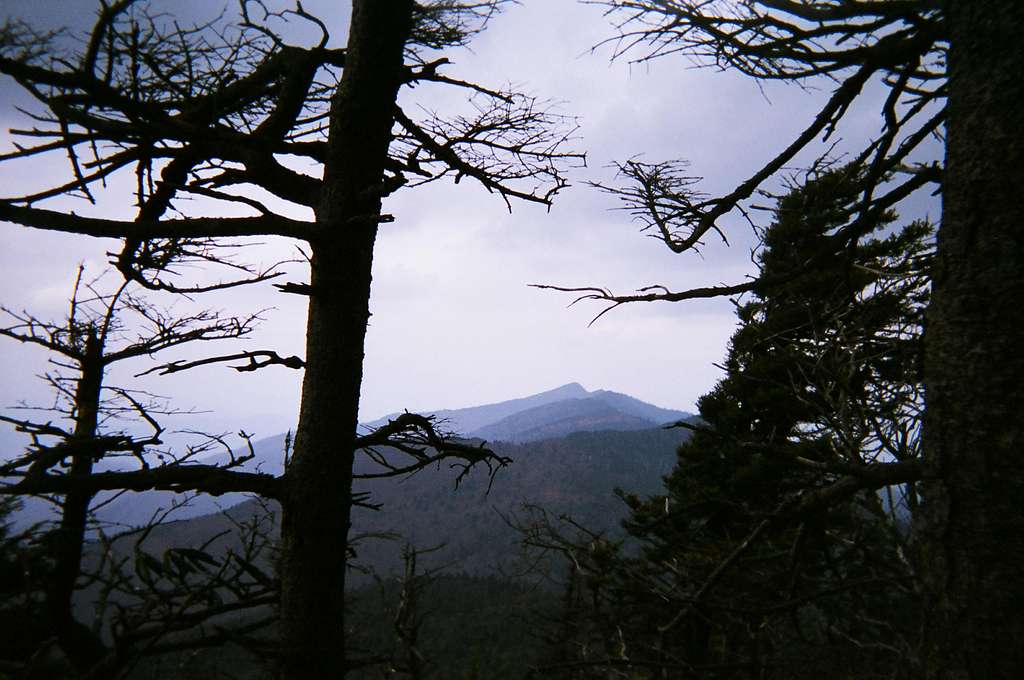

left=136, top=350, right=305, bottom=376
left=539, top=1, right=944, bottom=316
left=1, top=465, right=282, bottom=499
left=354, top=412, right=511, bottom=489
left=0, top=203, right=316, bottom=241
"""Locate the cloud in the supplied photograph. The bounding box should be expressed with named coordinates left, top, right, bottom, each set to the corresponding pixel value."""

left=0, top=1, right=938, bottom=439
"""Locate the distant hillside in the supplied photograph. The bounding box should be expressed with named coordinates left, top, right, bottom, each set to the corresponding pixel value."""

left=99, top=426, right=691, bottom=584
left=470, top=389, right=690, bottom=443
left=589, top=389, right=689, bottom=425
left=471, top=397, right=652, bottom=442
left=71, top=421, right=693, bottom=678
left=350, top=426, right=689, bottom=577
left=90, top=384, right=692, bottom=527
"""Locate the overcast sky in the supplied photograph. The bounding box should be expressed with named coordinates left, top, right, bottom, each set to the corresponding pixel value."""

left=0, top=1, right=940, bottom=445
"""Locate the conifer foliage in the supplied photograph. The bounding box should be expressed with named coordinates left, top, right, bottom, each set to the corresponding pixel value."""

left=532, top=166, right=930, bottom=678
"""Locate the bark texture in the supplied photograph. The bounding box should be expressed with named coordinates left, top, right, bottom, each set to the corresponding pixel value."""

left=277, top=2, right=414, bottom=678
left=921, top=2, right=1024, bottom=677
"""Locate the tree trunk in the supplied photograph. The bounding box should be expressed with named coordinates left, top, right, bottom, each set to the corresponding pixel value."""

left=277, top=2, right=413, bottom=678
left=921, top=2, right=1024, bottom=677
left=49, top=330, right=104, bottom=669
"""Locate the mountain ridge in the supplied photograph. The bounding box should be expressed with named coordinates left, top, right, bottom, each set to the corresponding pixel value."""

left=471, top=398, right=653, bottom=443
left=363, top=382, right=691, bottom=441
left=92, top=425, right=691, bottom=584
left=360, top=382, right=593, bottom=434
left=15, top=383, right=692, bottom=528
left=469, top=388, right=690, bottom=443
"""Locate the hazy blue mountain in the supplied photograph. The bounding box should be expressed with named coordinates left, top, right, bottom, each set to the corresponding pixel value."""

left=589, top=389, right=690, bottom=425
left=361, top=382, right=592, bottom=434
left=468, top=389, right=690, bottom=443
left=471, top=397, right=653, bottom=442
left=16, top=384, right=691, bottom=529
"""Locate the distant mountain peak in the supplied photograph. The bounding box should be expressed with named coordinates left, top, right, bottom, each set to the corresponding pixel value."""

left=361, top=382, right=691, bottom=445
left=466, top=388, right=692, bottom=444
left=544, top=382, right=590, bottom=397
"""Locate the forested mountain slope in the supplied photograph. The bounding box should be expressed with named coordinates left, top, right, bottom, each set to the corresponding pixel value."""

left=90, top=384, right=691, bottom=528
left=110, top=425, right=690, bottom=582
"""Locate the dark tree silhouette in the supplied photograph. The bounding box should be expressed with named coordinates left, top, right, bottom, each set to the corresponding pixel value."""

left=536, top=3, right=1022, bottom=676
left=916, top=5, right=1024, bottom=679
left=0, top=267, right=278, bottom=675
left=0, top=1, right=581, bottom=677
left=525, top=166, right=929, bottom=678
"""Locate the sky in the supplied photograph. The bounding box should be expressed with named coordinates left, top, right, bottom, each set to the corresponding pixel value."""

left=0, top=1, right=941, bottom=445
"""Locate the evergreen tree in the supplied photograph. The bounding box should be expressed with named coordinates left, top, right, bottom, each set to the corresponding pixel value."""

left=540, top=4, right=1024, bottom=673
left=539, top=165, right=930, bottom=678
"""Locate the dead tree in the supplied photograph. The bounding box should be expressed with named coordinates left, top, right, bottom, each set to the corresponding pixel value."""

left=0, top=2, right=581, bottom=677
left=86, top=496, right=282, bottom=679
left=0, top=266, right=273, bottom=673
